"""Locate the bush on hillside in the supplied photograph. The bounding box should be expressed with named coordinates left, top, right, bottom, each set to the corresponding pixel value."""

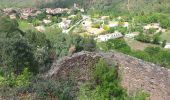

left=135, top=33, right=151, bottom=43
left=78, top=59, right=128, bottom=100
left=116, top=26, right=128, bottom=34
left=107, top=27, right=115, bottom=33
left=33, top=79, right=76, bottom=100
left=152, top=34, right=161, bottom=44
left=92, top=22, right=101, bottom=28
left=106, top=39, right=131, bottom=53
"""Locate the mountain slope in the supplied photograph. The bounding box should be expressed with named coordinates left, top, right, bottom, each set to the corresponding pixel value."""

left=0, top=0, right=170, bottom=14
left=42, top=0, right=170, bottom=14
left=0, top=0, right=53, bottom=8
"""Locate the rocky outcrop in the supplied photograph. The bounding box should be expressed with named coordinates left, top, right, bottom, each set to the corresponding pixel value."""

left=99, top=52, right=170, bottom=100
left=46, top=52, right=101, bottom=83
left=46, top=51, right=170, bottom=100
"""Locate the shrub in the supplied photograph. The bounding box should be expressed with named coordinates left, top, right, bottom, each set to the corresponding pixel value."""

left=106, top=39, right=131, bottom=53
left=116, top=26, right=128, bottom=34
left=33, top=79, right=76, bottom=100
left=162, top=40, right=167, bottom=47
left=152, top=34, right=161, bottom=44
left=107, top=27, right=115, bottom=33
left=103, top=25, right=110, bottom=31
left=144, top=47, right=161, bottom=55
left=146, top=28, right=156, bottom=34
left=52, top=16, right=62, bottom=23
left=71, top=13, right=82, bottom=25
left=0, top=68, right=32, bottom=88
left=15, top=68, right=32, bottom=87
left=131, top=91, right=149, bottom=100
left=78, top=59, right=128, bottom=100
left=92, top=22, right=101, bottom=28
left=135, top=33, right=151, bottom=43
left=82, top=37, right=96, bottom=52
left=36, top=12, right=46, bottom=20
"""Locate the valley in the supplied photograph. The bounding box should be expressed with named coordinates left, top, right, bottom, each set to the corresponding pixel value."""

left=0, top=0, right=170, bottom=99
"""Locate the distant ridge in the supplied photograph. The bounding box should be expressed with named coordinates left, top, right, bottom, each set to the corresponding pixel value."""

left=0, top=0, right=169, bottom=14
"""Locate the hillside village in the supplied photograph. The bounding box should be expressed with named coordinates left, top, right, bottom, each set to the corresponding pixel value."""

left=1, top=5, right=169, bottom=50
left=0, top=1, right=170, bottom=99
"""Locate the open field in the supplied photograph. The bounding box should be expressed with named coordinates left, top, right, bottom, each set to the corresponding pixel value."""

left=125, top=38, right=160, bottom=51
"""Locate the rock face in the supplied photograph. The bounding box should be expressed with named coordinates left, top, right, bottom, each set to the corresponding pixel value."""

left=46, top=52, right=101, bottom=83
left=46, top=51, right=170, bottom=100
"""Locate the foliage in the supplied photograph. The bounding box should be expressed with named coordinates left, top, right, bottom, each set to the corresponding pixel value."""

left=0, top=68, right=32, bottom=88
left=134, top=13, right=170, bottom=29
left=52, top=16, right=62, bottom=23
left=0, top=17, right=51, bottom=74
left=106, top=39, right=131, bottom=53
left=152, top=34, right=161, bottom=44
left=116, top=26, right=128, bottom=34
left=103, top=25, right=110, bottom=31
left=33, top=79, right=76, bottom=100
left=135, top=33, right=151, bottom=43
left=135, top=32, right=161, bottom=44
left=36, top=12, right=46, bottom=20
left=70, top=13, right=82, bottom=25
left=46, top=29, right=96, bottom=57
left=162, top=40, right=167, bottom=47
left=131, top=91, right=149, bottom=100
left=146, top=28, right=156, bottom=34
left=78, top=59, right=128, bottom=100
left=131, top=47, right=170, bottom=68
left=92, top=22, right=101, bottom=28
left=98, top=38, right=170, bottom=69
left=82, top=37, right=96, bottom=52
left=32, top=19, right=41, bottom=26
left=0, top=16, right=19, bottom=33
left=107, top=27, right=115, bottom=33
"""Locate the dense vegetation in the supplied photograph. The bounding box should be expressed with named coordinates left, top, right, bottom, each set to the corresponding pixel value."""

left=0, top=15, right=96, bottom=98
left=1, top=0, right=170, bottom=15
left=78, top=59, right=148, bottom=100
left=0, top=0, right=170, bottom=99
left=98, top=38, right=170, bottom=69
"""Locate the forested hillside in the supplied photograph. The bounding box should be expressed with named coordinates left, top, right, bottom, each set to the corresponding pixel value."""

left=1, top=0, right=170, bottom=14
left=0, top=0, right=53, bottom=8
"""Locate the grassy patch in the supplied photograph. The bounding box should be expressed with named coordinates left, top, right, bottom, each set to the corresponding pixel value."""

left=125, top=38, right=160, bottom=51
left=18, top=20, right=35, bottom=31
left=160, top=30, right=170, bottom=42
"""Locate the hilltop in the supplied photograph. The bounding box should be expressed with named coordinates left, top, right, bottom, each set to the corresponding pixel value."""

left=46, top=51, right=170, bottom=100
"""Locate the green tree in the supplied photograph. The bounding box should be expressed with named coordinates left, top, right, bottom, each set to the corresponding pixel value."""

left=106, top=39, right=131, bottom=53
left=135, top=33, right=151, bottom=43
left=162, top=40, right=167, bottom=47
left=152, top=34, right=160, bottom=44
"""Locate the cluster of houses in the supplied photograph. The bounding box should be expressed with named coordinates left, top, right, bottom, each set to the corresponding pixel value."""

left=1, top=7, right=71, bottom=20
left=95, top=31, right=123, bottom=42
left=143, top=23, right=166, bottom=34
left=45, top=8, right=70, bottom=15
left=58, top=18, right=72, bottom=31
left=1, top=7, right=169, bottom=49
left=1, top=8, right=41, bottom=20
